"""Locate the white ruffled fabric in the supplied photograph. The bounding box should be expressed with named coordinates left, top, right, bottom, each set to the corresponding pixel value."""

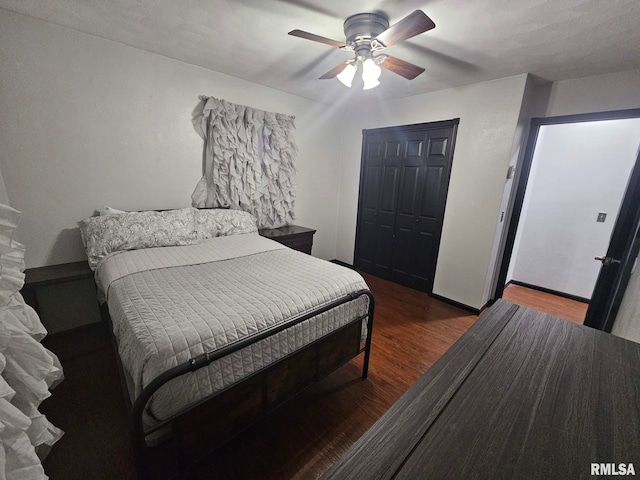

left=191, top=96, right=298, bottom=229
left=0, top=204, right=64, bottom=480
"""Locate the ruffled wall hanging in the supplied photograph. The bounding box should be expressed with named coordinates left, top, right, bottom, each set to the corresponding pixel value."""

left=0, top=203, right=64, bottom=479
left=191, top=96, right=298, bottom=229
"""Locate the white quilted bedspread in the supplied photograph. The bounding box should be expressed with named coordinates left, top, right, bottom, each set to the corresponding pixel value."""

left=96, top=233, right=369, bottom=423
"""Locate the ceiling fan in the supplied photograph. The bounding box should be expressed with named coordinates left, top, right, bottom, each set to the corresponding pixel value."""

left=289, top=10, right=435, bottom=90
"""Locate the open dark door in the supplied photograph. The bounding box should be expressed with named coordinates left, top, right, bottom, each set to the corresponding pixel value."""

left=584, top=146, right=640, bottom=332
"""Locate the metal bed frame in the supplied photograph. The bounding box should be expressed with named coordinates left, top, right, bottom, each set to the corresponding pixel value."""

left=102, top=289, right=375, bottom=479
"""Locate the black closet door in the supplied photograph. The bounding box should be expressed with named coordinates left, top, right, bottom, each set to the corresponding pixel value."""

left=355, top=132, right=403, bottom=279
left=355, top=120, right=457, bottom=292
left=391, top=127, right=456, bottom=291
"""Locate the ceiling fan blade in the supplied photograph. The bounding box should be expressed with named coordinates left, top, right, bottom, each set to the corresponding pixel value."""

left=288, top=29, right=348, bottom=49
left=379, top=55, right=425, bottom=80
left=319, top=60, right=351, bottom=79
left=374, top=10, right=435, bottom=48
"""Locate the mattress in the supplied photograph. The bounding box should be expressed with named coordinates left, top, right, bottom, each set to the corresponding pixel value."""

left=96, top=233, right=370, bottom=425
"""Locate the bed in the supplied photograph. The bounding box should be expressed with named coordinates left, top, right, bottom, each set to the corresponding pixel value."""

left=79, top=207, right=374, bottom=478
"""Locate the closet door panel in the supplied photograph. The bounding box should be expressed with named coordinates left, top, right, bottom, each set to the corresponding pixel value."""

left=391, top=225, right=413, bottom=279
left=391, top=131, right=429, bottom=288
left=356, top=164, right=381, bottom=271
left=420, top=166, right=444, bottom=219
left=355, top=133, right=402, bottom=278
left=410, top=230, right=435, bottom=288
left=355, top=136, right=383, bottom=274
left=374, top=135, right=402, bottom=274
left=362, top=165, right=381, bottom=210
left=380, top=165, right=400, bottom=213
left=398, top=166, right=421, bottom=214
left=376, top=223, right=397, bottom=272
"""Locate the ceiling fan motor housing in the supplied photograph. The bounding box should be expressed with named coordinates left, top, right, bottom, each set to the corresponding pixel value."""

left=343, top=13, right=389, bottom=57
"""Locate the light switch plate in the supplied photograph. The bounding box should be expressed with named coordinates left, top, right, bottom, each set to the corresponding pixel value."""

left=597, top=212, right=607, bottom=223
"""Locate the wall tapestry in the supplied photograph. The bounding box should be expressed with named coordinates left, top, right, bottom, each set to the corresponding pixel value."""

left=191, top=96, right=298, bottom=229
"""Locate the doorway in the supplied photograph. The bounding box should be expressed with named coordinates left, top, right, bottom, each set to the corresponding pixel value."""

left=495, top=109, right=640, bottom=325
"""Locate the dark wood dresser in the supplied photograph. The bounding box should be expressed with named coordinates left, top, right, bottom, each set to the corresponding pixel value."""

left=258, top=225, right=316, bottom=254
left=322, top=300, right=640, bottom=480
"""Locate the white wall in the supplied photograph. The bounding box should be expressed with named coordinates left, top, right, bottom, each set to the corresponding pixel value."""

left=544, top=68, right=640, bottom=117
left=483, top=75, right=538, bottom=302
left=509, top=119, right=640, bottom=298
left=0, top=9, right=344, bottom=268
left=335, top=74, right=529, bottom=310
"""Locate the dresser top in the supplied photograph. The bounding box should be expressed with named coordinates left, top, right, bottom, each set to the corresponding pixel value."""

left=24, top=260, right=93, bottom=288
left=258, top=225, right=316, bottom=240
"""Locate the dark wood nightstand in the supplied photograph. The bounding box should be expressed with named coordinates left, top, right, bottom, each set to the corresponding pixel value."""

left=258, top=225, right=316, bottom=254
left=21, top=261, right=93, bottom=314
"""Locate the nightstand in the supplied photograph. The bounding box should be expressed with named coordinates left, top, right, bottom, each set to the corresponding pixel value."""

left=258, top=225, right=316, bottom=254
left=21, top=261, right=93, bottom=314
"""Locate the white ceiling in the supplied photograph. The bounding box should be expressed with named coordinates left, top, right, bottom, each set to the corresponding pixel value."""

left=2, top=0, right=640, bottom=104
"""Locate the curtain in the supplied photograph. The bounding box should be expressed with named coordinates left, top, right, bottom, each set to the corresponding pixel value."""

left=191, top=96, right=298, bottom=229
left=0, top=201, right=64, bottom=479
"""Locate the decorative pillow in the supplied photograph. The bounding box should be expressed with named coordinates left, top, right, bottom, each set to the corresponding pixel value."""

left=79, top=207, right=197, bottom=269
left=194, top=208, right=258, bottom=240
left=99, top=205, right=126, bottom=216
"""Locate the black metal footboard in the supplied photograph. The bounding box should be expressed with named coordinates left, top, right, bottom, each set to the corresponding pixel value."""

left=105, top=289, right=375, bottom=479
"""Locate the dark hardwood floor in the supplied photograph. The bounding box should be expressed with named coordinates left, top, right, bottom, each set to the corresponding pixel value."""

left=40, top=273, right=478, bottom=480
left=503, top=283, right=588, bottom=324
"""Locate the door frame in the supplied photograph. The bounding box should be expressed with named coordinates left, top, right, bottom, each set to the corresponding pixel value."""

left=353, top=118, right=459, bottom=293
left=493, top=108, right=640, bottom=302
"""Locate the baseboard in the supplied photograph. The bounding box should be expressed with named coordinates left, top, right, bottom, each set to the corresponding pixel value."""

left=509, top=280, right=590, bottom=304
left=330, top=259, right=355, bottom=269
left=334, top=262, right=484, bottom=314
left=428, top=292, right=481, bottom=315
left=478, top=299, right=493, bottom=313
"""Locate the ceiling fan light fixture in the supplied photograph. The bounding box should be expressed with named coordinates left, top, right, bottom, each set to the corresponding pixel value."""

left=362, top=78, right=381, bottom=90
left=336, top=63, right=357, bottom=88
left=361, top=58, right=382, bottom=90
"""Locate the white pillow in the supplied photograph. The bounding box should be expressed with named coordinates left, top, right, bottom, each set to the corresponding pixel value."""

left=194, top=209, right=258, bottom=240
left=79, top=207, right=197, bottom=269
left=99, top=205, right=126, bottom=216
